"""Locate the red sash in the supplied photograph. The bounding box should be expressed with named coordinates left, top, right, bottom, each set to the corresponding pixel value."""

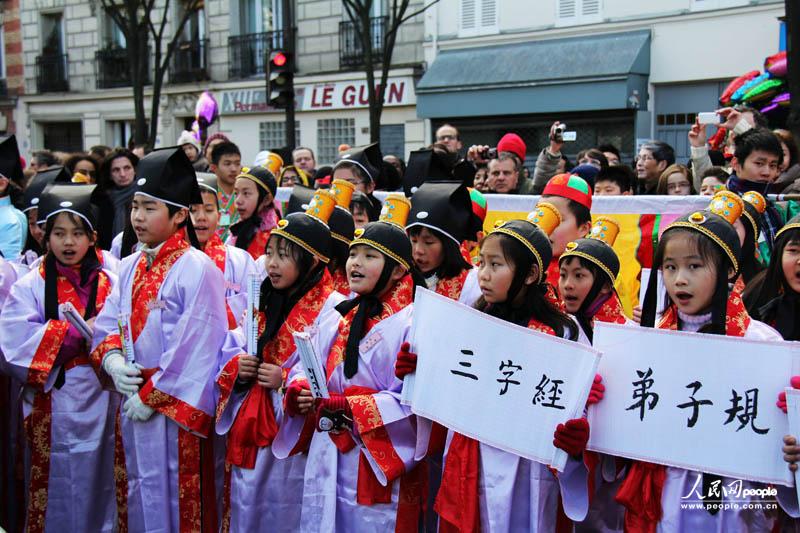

left=226, top=270, right=333, bottom=468
left=203, top=233, right=227, bottom=272
left=332, top=268, right=350, bottom=296
left=130, top=232, right=189, bottom=342
left=322, top=276, right=415, bottom=508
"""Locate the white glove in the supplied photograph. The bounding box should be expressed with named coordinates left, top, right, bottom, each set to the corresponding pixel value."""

left=102, top=352, right=143, bottom=397
left=123, top=393, right=155, bottom=422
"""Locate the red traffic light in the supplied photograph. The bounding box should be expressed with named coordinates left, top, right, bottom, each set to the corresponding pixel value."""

left=272, top=52, right=287, bottom=67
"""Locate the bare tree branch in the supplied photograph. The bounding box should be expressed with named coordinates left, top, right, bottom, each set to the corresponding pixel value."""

left=99, top=0, right=132, bottom=41
left=397, top=0, right=439, bottom=27
left=159, top=0, right=200, bottom=71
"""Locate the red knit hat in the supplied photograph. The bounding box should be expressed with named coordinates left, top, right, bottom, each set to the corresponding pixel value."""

left=542, top=173, right=592, bottom=210
left=497, top=133, right=526, bottom=161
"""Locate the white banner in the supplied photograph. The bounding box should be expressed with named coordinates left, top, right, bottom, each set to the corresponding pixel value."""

left=406, top=288, right=600, bottom=471
left=588, top=322, right=799, bottom=486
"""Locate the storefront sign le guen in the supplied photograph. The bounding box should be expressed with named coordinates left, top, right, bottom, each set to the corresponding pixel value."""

left=220, top=77, right=415, bottom=115
left=303, top=77, right=415, bottom=110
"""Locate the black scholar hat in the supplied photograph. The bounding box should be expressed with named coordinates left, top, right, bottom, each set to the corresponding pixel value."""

left=37, top=183, right=102, bottom=231
left=23, top=166, right=71, bottom=213
left=406, top=181, right=475, bottom=244
left=135, top=147, right=201, bottom=208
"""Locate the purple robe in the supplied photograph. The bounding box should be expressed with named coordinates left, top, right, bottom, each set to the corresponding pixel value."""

left=0, top=262, right=119, bottom=532
left=91, top=245, right=228, bottom=532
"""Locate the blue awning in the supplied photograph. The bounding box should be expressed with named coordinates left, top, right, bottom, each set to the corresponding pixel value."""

left=416, top=30, right=650, bottom=118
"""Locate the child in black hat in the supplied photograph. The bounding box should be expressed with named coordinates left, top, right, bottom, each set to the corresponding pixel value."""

left=558, top=216, right=629, bottom=343
left=622, top=191, right=784, bottom=531
left=422, top=208, right=598, bottom=531
left=20, top=166, right=71, bottom=258
left=284, top=179, right=356, bottom=295
left=744, top=213, right=800, bottom=341
left=405, top=181, right=479, bottom=303
left=217, top=189, right=340, bottom=531
left=89, top=147, right=229, bottom=532
left=277, top=193, right=426, bottom=531
left=0, top=183, right=119, bottom=531
left=333, top=143, right=383, bottom=220
left=557, top=216, right=629, bottom=532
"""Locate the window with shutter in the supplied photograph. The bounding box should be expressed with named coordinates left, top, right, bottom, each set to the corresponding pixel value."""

left=460, top=0, right=477, bottom=32
left=556, top=0, right=601, bottom=26
left=558, top=0, right=576, bottom=19
left=459, top=0, right=497, bottom=36
left=481, top=0, right=497, bottom=28
left=581, top=0, right=600, bottom=16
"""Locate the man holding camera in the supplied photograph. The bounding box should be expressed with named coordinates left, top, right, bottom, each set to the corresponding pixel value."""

left=532, top=121, right=570, bottom=194
left=467, top=133, right=535, bottom=194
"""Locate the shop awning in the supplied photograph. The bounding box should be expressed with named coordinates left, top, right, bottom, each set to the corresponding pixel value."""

left=416, top=30, right=650, bottom=118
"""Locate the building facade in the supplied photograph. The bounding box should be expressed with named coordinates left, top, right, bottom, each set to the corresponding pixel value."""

left=16, top=0, right=426, bottom=165
left=0, top=0, right=24, bottom=137
left=417, top=0, right=785, bottom=164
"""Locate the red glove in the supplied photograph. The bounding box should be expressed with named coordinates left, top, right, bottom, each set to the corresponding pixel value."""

left=395, top=342, right=417, bottom=380
left=586, top=374, right=605, bottom=407
left=553, top=418, right=590, bottom=456
left=314, top=393, right=352, bottom=432
left=777, top=376, right=800, bottom=413
left=283, top=379, right=310, bottom=418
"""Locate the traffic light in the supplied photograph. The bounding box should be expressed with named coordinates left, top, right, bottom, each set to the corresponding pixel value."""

left=267, top=50, right=294, bottom=109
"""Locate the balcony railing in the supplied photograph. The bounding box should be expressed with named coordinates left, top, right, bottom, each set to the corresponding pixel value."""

left=170, top=38, right=209, bottom=83
left=339, top=16, right=387, bottom=69
left=36, top=54, right=69, bottom=93
left=228, top=30, right=287, bottom=79
left=96, top=46, right=151, bottom=89
left=96, top=46, right=130, bottom=89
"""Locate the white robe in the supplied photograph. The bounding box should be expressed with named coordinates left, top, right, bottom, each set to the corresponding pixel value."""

left=273, top=292, right=420, bottom=533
